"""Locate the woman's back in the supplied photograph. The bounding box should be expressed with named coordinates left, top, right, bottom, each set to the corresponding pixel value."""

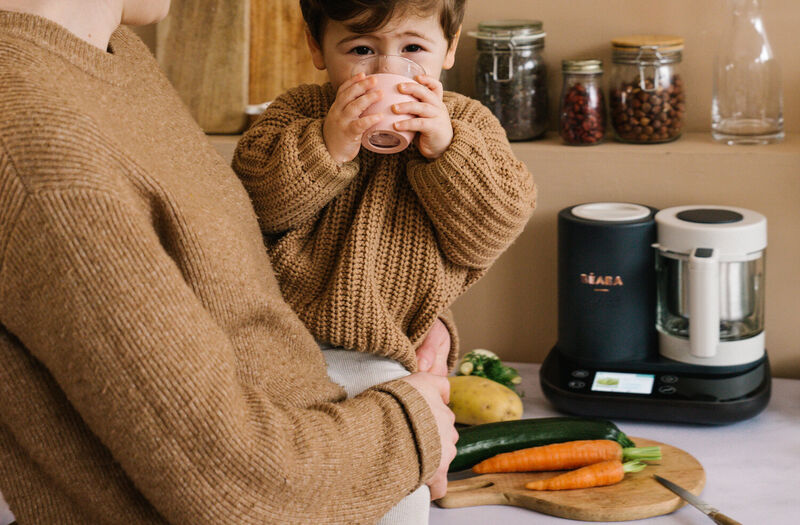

left=0, top=11, right=438, bottom=524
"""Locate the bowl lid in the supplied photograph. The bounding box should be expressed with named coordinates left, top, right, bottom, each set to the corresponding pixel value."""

left=655, top=205, right=767, bottom=258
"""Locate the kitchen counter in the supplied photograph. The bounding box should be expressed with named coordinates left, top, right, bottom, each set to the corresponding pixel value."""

left=430, top=361, right=800, bottom=525
left=2, top=361, right=797, bottom=524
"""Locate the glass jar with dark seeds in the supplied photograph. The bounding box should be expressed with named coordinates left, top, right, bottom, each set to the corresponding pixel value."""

left=609, top=35, right=685, bottom=144
left=470, top=20, right=548, bottom=141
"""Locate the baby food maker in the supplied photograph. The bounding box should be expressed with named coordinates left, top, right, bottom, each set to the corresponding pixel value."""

left=540, top=203, right=770, bottom=424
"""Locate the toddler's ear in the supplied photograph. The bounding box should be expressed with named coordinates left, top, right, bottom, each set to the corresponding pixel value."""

left=443, top=26, right=462, bottom=70
left=305, top=28, right=327, bottom=70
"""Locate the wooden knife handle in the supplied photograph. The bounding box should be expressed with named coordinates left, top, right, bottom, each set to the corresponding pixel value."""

left=710, top=511, right=742, bottom=525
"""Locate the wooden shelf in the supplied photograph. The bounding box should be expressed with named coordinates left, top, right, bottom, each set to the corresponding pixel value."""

left=208, top=131, right=800, bottom=165
left=514, top=130, right=799, bottom=154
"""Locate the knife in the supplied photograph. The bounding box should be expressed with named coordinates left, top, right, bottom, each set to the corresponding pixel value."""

left=653, top=475, right=742, bottom=525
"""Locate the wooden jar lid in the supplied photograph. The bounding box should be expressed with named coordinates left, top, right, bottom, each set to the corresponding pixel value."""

left=611, top=35, right=684, bottom=52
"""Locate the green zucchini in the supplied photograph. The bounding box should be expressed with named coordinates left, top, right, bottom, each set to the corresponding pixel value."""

left=449, top=416, right=636, bottom=472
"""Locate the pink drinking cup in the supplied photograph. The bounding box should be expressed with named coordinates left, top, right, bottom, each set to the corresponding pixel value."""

left=352, top=55, right=426, bottom=154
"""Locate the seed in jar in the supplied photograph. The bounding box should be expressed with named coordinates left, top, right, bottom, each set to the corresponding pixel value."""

left=610, top=74, right=684, bottom=143
left=559, top=81, right=606, bottom=146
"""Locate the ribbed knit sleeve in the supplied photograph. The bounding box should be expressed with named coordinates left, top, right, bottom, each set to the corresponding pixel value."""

left=0, top=187, right=441, bottom=524
left=438, top=309, right=460, bottom=372
left=232, top=85, right=359, bottom=234
left=406, top=95, right=537, bottom=269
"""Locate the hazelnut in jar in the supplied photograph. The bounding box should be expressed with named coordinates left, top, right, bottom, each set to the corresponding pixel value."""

left=559, top=59, right=606, bottom=146
left=609, top=35, right=685, bottom=144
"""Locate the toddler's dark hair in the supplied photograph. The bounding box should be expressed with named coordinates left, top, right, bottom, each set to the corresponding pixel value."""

left=300, top=0, right=466, bottom=48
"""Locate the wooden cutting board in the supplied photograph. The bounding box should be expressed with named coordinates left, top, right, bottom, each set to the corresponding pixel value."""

left=436, top=438, right=704, bottom=522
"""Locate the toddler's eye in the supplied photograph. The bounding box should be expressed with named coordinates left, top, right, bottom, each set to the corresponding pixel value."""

left=351, top=46, right=374, bottom=55
left=403, top=44, right=423, bottom=53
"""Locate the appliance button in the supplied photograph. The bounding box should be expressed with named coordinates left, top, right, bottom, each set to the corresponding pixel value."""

left=568, top=380, right=586, bottom=389
left=660, top=375, right=679, bottom=384
left=571, top=369, right=590, bottom=379
left=658, top=385, right=677, bottom=395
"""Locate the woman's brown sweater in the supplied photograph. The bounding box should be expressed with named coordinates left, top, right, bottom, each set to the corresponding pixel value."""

left=233, top=83, right=536, bottom=371
left=0, top=11, right=441, bottom=524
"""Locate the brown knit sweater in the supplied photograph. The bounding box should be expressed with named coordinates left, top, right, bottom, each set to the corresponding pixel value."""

left=233, top=84, right=536, bottom=371
left=0, top=12, right=442, bottom=525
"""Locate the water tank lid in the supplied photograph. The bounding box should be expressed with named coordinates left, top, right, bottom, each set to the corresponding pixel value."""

left=571, top=202, right=651, bottom=222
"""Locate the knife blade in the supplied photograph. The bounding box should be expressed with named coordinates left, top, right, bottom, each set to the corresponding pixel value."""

left=653, top=475, right=742, bottom=525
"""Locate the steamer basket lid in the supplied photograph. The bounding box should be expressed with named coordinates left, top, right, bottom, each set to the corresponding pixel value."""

left=655, top=205, right=767, bottom=257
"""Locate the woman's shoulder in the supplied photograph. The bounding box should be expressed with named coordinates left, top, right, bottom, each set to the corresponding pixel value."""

left=110, top=26, right=155, bottom=60
left=0, top=82, right=128, bottom=196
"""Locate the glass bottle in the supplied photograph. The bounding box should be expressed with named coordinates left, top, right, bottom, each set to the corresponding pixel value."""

left=559, top=59, right=606, bottom=146
left=609, top=35, right=685, bottom=144
left=712, top=0, right=784, bottom=145
left=469, top=20, right=548, bottom=141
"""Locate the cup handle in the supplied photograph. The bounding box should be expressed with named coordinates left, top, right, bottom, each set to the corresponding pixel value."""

left=688, top=248, right=719, bottom=358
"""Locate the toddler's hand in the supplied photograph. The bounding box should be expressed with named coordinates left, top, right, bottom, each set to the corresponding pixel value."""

left=416, top=318, right=451, bottom=376
left=323, top=73, right=384, bottom=164
left=392, top=75, right=453, bottom=160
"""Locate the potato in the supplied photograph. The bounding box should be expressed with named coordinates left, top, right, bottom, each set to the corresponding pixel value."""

left=447, top=375, right=523, bottom=425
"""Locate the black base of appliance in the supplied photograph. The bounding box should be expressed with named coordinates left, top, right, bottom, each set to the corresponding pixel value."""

left=540, top=347, right=771, bottom=425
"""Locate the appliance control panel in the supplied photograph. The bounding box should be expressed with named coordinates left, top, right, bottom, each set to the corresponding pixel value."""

left=553, top=362, right=765, bottom=403
left=564, top=369, right=686, bottom=399
left=539, top=348, right=771, bottom=424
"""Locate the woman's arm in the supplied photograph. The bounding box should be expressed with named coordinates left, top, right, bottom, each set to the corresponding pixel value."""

left=232, top=86, right=359, bottom=234
left=406, top=96, right=537, bottom=270
left=0, top=186, right=441, bottom=524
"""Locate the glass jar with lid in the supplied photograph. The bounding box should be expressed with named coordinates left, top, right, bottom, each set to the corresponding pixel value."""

left=609, top=35, right=685, bottom=144
left=469, top=20, right=548, bottom=141
left=559, top=59, right=606, bottom=146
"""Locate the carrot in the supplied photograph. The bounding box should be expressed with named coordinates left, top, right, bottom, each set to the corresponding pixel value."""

left=472, top=439, right=660, bottom=474
left=525, top=460, right=646, bottom=491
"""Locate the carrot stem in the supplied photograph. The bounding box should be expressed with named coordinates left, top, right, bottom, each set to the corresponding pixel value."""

left=622, top=446, right=661, bottom=462
left=622, top=459, right=647, bottom=473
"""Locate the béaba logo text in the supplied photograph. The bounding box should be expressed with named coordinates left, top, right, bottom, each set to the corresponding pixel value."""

left=580, top=273, right=624, bottom=292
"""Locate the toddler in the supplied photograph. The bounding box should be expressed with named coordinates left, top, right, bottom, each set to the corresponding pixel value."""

left=233, top=1, right=536, bottom=522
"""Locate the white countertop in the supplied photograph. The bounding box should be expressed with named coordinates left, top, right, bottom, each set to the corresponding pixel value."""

left=430, top=362, right=800, bottom=525
left=2, top=361, right=797, bottom=524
